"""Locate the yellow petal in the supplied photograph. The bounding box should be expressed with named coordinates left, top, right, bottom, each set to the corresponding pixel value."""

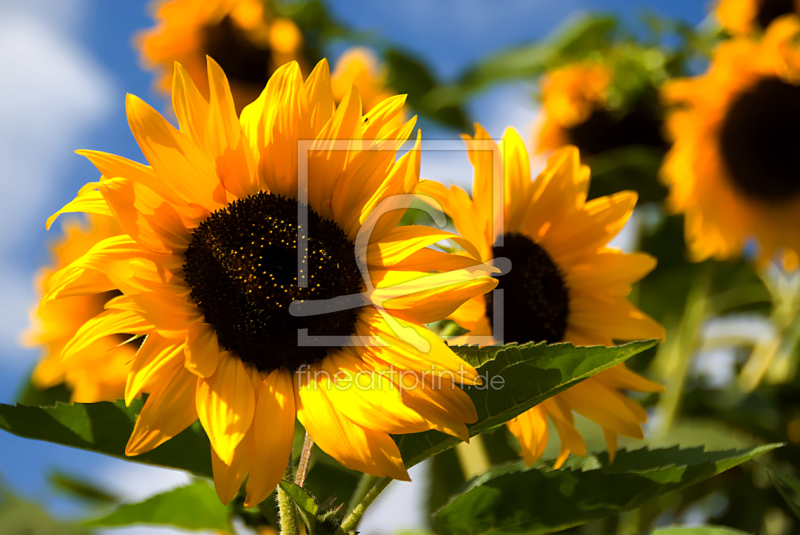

left=46, top=183, right=112, bottom=230
left=125, top=335, right=186, bottom=405
left=506, top=405, right=548, bottom=466
left=126, top=94, right=226, bottom=211
left=245, top=368, right=295, bottom=508
left=61, top=309, right=152, bottom=362
left=205, top=57, right=259, bottom=199
left=172, top=63, right=210, bottom=150
left=196, top=352, right=256, bottom=465
left=303, top=58, right=335, bottom=137
left=321, top=350, right=429, bottom=435
left=98, top=177, right=190, bottom=255
left=211, top=429, right=252, bottom=505
left=185, top=323, right=220, bottom=378
left=126, top=364, right=198, bottom=455
left=296, top=367, right=409, bottom=481
left=107, top=292, right=202, bottom=333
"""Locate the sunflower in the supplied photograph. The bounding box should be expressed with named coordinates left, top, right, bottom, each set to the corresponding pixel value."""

left=661, top=16, right=800, bottom=265
left=716, top=0, right=800, bottom=34
left=534, top=62, right=665, bottom=157
left=331, top=47, right=405, bottom=127
left=136, top=0, right=305, bottom=113
left=44, top=58, right=497, bottom=505
left=418, top=127, right=664, bottom=467
left=23, top=215, right=137, bottom=403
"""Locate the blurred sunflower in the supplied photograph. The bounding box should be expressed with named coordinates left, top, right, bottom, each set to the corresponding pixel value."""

left=661, top=16, right=800, bottom=265
left=534, top=62, right=666, bottom=157
left=44, top=58, right=497, bottom=505
left=419, top=128, right=664, bottom=467
left=331, top=47, right=405, bottom=127
left=716, top=0, right=800, bottom=34
left=24, top=215, right=136, bottom=403
left=136, top=0, right=305, bottom=113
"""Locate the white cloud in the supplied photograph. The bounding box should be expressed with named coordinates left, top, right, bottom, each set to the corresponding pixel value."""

left=0, top=0, right=115, bottom=370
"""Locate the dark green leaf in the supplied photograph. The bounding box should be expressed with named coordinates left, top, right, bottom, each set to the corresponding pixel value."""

left=395, top=339, right=658, bottom=468
left=0, top=400, right=212, bottom=477
left=433, top=443, right=781, bottom=535
left=84, top=481, right=230, bottom=531
left=770, top=468, right=800, bottom=519
left=279, top=481, right=318, bottom=535
left=48, top=471, right=118, bottom=503
left=15, top=375, right=71, bottom=407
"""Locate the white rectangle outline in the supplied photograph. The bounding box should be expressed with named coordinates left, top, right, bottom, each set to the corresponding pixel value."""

left=295, top=138, right=506, bottom=348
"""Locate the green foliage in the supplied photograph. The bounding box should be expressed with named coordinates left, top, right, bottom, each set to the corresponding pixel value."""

left=48, top=471, right=118, bottom=504
left=647, top=527, right=752, bottom=535
left=432, top=444, right=781, bottom=535
left=0, top=399, right=213, bottom=477
left=384, top=48, right=469, bottom=131
left=426, top=14, right=617, bottom=107
left=279, top=481, right=319, bottom=535
left=770, top=468, right=800, bottom=519
left=0, top=486, right=90, bottom=535
left=15, top=376, right=71, bottom=407
left=587, top=146, right=667, bottom=203
left=396, top=340, right=658, bottom=468
left=84, top=481, right=231, bottom=531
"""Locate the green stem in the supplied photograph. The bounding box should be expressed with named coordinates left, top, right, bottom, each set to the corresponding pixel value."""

left=651, top=264, right=714, bottom=434
left=278, top=461, right=300, bottom=535
left=347, top=473, right=378, bottom=513
left=340, top=477, right=391, bottom=532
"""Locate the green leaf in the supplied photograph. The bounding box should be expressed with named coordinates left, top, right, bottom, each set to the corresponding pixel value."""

left=279, top=481, right=318, bottom=535
left=384, top=48, right=469, bottom=131
left=15, top=375, right=71, bottom=407
left=395, top=339, right=657, bottom=468
left=769, top=468, right=800, bottom=519
left=48, top=471, right=118, bottom=503
left=0, top=399, right=212, bottom=477
left=647, top=527, right=752, bottom=535
left=0, top=486, right=89, bottom=535
left=84, top=481, right=230, bottom=531
left=586, top=145, right=667, bottom=203
left=433, top=443, right=781, bottom=535
left=426, top=14, right=617, bottom=107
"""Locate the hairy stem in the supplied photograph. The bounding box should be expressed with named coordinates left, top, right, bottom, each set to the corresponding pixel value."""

left=278, top=460, right=300, bottom=535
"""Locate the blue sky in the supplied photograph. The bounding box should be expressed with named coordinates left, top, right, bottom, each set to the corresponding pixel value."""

left=0, top=1, right=707, bottom=533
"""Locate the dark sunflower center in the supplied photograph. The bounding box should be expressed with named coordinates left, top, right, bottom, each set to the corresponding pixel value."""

left=566, top=101, right=666, bottom=157
left=486, top=233, right=569, bottom=344
left=719, top=76, right=800, bottom=201
left=183, top=192, right=362, bottom=371
left=756, top=0, right=796, bottom=30
left=203, top=16, right=273, bottom=88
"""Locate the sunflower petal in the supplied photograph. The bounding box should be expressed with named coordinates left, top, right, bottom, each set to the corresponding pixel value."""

left=185, top=323, right=220, bottom=378
left=196, top=351, right=256, bottom=465
left=125, top=335, right=186, bottom=405
left=296, top=366, right=409, bottom=481
left=126, top=364, right=198, bottom=455
left=211, top=430, right=252, bottom=505
left=245, top=368, right=295, bottom=508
